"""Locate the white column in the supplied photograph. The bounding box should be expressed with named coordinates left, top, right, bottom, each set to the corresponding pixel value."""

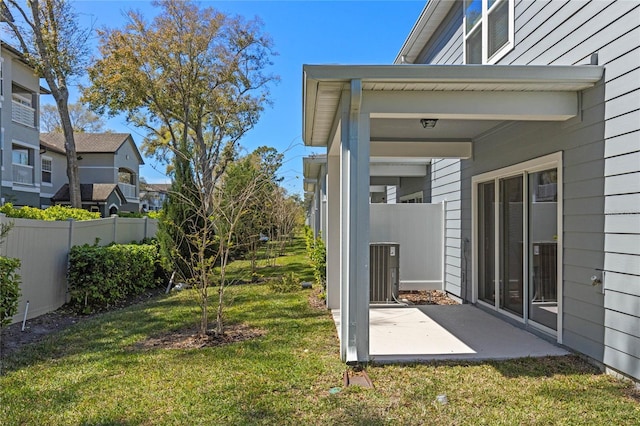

left=341, top=79, right=370, bottom=364
left=326, top=154, right=340, bottom=310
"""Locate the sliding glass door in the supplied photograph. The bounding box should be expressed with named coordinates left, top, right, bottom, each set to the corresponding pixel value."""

left=499, top=176, right=524, bottom=316
left=474, top=154, right=561, bottom=336
left=528, top=169, right=558, bottom=330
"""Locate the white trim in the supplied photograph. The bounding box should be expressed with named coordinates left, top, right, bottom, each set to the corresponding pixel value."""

left=471, top=152, right=563, bottom=342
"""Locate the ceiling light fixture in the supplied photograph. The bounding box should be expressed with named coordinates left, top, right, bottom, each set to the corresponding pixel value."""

left=420, top=118, right=438, bottom=129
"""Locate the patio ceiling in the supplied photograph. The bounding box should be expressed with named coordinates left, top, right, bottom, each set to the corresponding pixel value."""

left=302, top=64, right=604, bottom=156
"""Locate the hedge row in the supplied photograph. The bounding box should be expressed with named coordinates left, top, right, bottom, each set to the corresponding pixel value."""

left=68, top=243, right=162, bottom=313
left=0, top=256, right=21, bottom=327
left=0, top=203, right=100, bottom=221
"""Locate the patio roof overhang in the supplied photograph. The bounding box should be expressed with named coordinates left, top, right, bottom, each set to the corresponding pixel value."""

left=302, top=64, right=604, bottom=153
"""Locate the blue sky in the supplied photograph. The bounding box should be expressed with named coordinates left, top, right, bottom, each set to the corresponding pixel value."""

left=64, top=0, right=426, bottom=194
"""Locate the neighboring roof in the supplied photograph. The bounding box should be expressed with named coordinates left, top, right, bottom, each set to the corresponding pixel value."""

left=302, top=64, right=604, bottom=147
left=51, top=183, right=125, bottom=203
left=394, top=0, right=457, bottom=64
left=141, top=183, right=171, bottom=193
left=0, top=40, right=28, bottom=64
left=40, top=132, right=144, bottom=164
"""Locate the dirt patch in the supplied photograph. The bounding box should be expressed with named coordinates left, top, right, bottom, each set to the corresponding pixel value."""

left=132, top=323, right=265, bottom=350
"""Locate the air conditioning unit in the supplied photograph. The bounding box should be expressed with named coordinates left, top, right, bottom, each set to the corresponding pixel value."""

left=370, top=243, right=400, bottom=304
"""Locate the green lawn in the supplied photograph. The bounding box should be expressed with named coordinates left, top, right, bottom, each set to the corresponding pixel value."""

left=1, top=238, right=638, bottom=425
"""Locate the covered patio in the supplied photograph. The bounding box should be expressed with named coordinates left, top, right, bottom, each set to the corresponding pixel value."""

left=302, top=64, right=602, bottom=364
left=332, top=305, right=568, bottom=363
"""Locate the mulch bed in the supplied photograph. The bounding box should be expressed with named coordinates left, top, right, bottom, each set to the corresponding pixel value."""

left=131, top=323, right=266, bottom=350
left=399, top=290, right=459, bottom=305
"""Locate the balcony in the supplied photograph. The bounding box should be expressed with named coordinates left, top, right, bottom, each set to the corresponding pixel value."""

left=13, top=163, right=34, bottom=185
left=12, top=100, right=36, bottom=128
left=118, top=182, right=138, bottom=201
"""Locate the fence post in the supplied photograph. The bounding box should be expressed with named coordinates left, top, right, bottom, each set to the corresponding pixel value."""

left=144, top=216, right=148, bottom=240
left=111, top=214, right=118, bottom=244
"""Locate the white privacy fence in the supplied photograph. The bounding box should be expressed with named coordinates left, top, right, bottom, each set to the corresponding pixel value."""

left=370, top=203, right=444, bottom=291
left=1, top=215, right=158, bottom=324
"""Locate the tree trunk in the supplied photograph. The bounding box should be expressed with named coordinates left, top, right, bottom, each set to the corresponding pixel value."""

left=56, top=95, right=82, bottom=209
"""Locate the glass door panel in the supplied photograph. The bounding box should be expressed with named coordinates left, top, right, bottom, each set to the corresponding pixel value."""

left=528, top=168, right=558, bottom=330
left=499, top=176, right=523, bottom=317
left=478, top=182, right=495, bottom=304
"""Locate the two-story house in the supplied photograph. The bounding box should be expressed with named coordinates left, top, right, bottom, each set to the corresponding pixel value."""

left=304, top=0, right=639, bottom=381
left=139, top=182, right=169, bottom=212
left=1, top=41, right=48, bottom=207
left=40, top=132, right=144, bottom=216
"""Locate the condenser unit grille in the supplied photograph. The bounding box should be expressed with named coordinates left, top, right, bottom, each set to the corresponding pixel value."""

left=370, top=243, right=400, bottom=303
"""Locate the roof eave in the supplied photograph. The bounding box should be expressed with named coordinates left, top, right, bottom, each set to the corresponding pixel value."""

left=302, top=64, right=604, bottom=148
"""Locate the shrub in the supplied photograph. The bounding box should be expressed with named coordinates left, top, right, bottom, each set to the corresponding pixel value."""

left=304, top=227, right=326, bottom=290
left=68, top=243, right=161, bottom=313
left=0, top=203, right=99, bottom=221
left=0, top=256, right=21, bottom=327
left=269, top=272, right=300, bottom=293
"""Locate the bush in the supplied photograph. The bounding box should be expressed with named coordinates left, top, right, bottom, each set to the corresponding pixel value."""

left=304, top=227, right=326, bottom=290
left=0, top=256, right=21, bottom=327
left=68, top=243, right=161, bottom=314
left=269, top=272, right=300, bottom=293
left=0, top=203, right=100, bottom=221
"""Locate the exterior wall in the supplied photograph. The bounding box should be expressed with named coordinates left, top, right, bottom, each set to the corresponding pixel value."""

left=397, top=174, right=432, bottom=202
left=115, top=137, right=142, bottom=209
left=1, top=46, right=42, bottom=207
left=41, top=150, right=67, bottom=206
left=2, top=215, right=158, bottom=324
left=415, top=0, right=639, bottom=379
left=430, top=158, right=463, bottom=298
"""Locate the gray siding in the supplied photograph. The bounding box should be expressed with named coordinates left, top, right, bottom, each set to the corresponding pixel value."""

left=416, top=0, right=639, bottom=378
left=431, top=158, right=463, bottom=297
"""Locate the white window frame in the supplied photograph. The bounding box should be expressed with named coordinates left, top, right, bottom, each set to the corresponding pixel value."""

left=41, top=156, right=53, bottom=186
left=463, top=0, right=515, bottom=64
left=471, top=152, right=563, bottom=343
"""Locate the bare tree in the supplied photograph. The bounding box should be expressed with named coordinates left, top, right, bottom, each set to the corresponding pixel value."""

left=2, top=0, right=91, bottom=208
left=41, top=102, right=105, bottom=133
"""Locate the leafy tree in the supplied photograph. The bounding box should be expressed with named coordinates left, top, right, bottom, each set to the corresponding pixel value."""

left=2, top=0, right=92, bottom=208
left=83, top=0, right=277, bottom=337
left=40, top=102, right=105, bottom=133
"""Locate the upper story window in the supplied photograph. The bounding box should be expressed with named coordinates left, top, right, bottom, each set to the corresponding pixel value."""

left=464, top=0, right=514, bottom=64
left=11, top=89, right=36, bottom=128
left=41, top=157, right=52, bottom=184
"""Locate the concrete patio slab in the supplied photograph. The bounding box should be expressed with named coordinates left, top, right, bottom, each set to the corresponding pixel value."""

left=332, top=304, right=568, bottom=363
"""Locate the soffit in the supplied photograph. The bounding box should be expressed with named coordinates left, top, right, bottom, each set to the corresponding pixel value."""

left=303, top=64, right=604, bottom=147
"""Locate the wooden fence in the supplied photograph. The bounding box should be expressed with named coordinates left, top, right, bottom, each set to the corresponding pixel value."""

left=1, top=215, right=158, bottom=324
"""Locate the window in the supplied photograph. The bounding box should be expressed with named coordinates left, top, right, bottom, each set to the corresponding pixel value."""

left=12, top=144, right=34, bottom=185
left=464, top=0, right=514, bottom=64
left=41, top=157, right=52, bottom=184
left=12, top=147, right=29, bottom=165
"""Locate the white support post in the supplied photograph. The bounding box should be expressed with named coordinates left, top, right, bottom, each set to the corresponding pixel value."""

left=326, top=155, right=341, bottom=310
left=341, top=79, right=370, bottom=364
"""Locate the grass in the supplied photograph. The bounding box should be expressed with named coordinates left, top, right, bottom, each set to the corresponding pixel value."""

left=1, top=237, right=638, bottom=425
